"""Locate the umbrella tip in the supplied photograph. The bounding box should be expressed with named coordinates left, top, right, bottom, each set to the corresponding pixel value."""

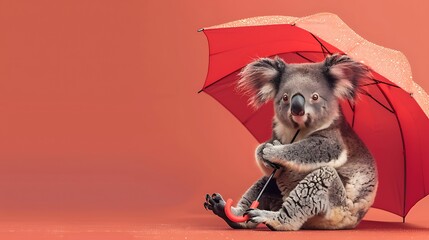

left=197, top=28, right=204, bottom=32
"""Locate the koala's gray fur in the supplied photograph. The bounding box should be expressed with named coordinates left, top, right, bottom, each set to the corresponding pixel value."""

left=204, top=54, right=378, bottom=230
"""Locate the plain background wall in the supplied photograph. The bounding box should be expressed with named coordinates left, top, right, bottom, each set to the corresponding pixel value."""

left=0, top=0, right=428, bottom=222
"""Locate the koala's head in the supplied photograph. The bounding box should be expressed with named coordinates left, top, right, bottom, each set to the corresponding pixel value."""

left=237, top=54, right=369, bottom=131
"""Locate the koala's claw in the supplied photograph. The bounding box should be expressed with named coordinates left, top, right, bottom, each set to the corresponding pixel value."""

left=243, top=208, right=255, bottom=223
left=204, top=202, right=211, bottom=210
left=204, top=194, right=214, bottom=210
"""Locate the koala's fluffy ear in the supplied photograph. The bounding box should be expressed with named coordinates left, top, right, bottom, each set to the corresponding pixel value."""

left=324, top=54, right=370, bottom=100
left=237, top=57, right=286, bottom=108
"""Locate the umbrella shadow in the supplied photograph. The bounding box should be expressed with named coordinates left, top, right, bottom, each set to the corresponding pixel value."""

left=357, top=220, right=429, bottom=232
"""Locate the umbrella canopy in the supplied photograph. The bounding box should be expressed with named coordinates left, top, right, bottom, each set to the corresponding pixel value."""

left=199, top=13, right=429, bottom=220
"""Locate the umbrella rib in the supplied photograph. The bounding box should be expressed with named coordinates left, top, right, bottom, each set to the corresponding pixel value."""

left=360, top=78, right=400, bottom=88
left=372, top=78, right=400, bottom=88
left=199, top=50, right=328, bottom=93
left=346, top=99, right=356, bottom=128
left=359, top=90, right=395, bottom=114
left=361, top=82, right=384, bottom=87
left=295, top=52, right=315, bottom=63
left=373, top=83, right=408, bottom=221
left=309, top=32, right=333, bottom=55
left=198, top=80, right=228, bottom=94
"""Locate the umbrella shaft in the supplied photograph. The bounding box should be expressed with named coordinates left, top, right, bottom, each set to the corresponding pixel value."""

left=255, top=168, right=277, bottom=202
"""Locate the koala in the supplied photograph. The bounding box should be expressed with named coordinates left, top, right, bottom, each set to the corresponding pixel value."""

left=204, top=54, right=378, bottom=231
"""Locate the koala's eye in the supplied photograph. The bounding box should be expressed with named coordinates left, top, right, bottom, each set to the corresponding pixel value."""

left=282, top=94, right=289, bottom=102
left=311, top=93, right=319, bottom=101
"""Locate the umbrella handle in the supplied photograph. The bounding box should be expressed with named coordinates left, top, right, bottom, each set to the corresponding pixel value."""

left=224, top=198, right=259, bottom=222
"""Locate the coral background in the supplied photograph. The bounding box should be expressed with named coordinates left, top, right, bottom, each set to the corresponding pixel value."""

left=0, top=0, right=429, bottom=238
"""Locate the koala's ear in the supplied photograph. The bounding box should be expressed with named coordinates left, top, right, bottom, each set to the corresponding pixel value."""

left=324, top=54, right=370, bottom=100
left=237, top=57, right=286, bottom=108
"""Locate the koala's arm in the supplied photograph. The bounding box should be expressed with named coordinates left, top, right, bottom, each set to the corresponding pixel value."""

left=262, top=134, right=347, bottom=172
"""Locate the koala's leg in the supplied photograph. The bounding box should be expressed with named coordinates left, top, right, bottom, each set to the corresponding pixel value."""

left=204, top=176, right=283, bottom=229
left=246, top=166, right=347, bottom=231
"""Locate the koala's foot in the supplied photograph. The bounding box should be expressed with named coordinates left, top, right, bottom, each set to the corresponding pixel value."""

left=245, top=208, right=272, bottom=224
left=203, top=193, right=257, bottom=229
left=245, top=209, right=298, bottom=231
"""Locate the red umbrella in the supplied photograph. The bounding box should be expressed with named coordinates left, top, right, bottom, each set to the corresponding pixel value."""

left=199, top=13, right=429, bottom=221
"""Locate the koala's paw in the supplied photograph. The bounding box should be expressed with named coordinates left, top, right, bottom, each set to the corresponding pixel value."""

left=245, top=209, right=281, bottom=231
left=262, top=142, right=283, bottom=164
left=204, top=193, right=228, bottom=218
left=245, top=209, right=275, bottom=223
left=257, top=141, right=283, bottom=169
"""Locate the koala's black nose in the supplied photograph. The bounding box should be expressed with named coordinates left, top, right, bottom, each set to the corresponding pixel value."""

left=291, top=94, right=305, bottom=116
